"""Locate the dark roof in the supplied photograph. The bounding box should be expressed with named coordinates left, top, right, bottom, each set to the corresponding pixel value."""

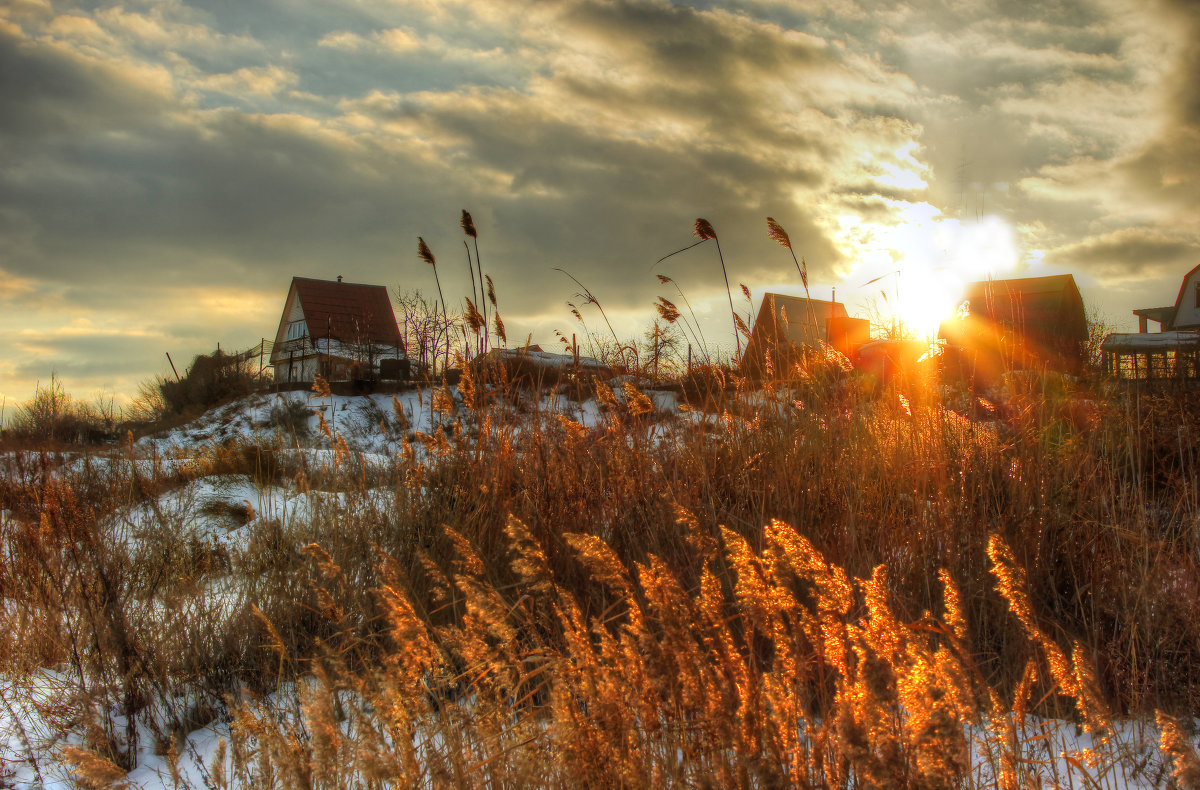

left=957, top=275, right=1087, bottom=342
left=292, top=277, right=401, bottom=345
left=741, top=293, right=851, bottom=375
left=753, top=294, right=849, bottom=347
left=1133, top=306, right=1175, bottom=324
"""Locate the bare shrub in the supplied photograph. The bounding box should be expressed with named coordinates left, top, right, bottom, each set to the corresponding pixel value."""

left=158, top=349, right=268, bottom=417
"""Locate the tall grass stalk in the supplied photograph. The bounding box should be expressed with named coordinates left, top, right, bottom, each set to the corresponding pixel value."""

left=462, top=210, right=488, bottom=351
left=657, top=218, right=740, bottom=360
left=3, top=338, right=1199, bottom=786
left=418, top=236, right=449, bottom=371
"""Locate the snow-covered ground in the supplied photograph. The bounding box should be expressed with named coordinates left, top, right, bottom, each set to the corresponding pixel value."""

left=1, top=386, right=1195, bottom=787
left=130, top=385, right=684, bottom=458
left=2, top=668, right=1189, bottom=789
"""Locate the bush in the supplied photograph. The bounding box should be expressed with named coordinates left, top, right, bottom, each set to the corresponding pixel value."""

left=159, top=350, right=267, bottom=417
left=5, top=379, right=117, bottom=444
left=268, top=397, right=313, bottom=438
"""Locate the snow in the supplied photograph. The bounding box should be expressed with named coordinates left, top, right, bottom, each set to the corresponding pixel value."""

left=4, top=386, right=1197, bottom=787
left=2, top=673, right=1188, bottom=790
left=1101, top=330, right=1200, bottom=352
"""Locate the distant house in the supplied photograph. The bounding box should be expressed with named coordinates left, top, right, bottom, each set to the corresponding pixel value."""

left=938, top=275, right=1089, bottom=382
left=742, top=293, right=865, bottom=376
left=1101, top=264, right=1200, bottom=381
left=269, top=277, right=406, bottom=384
left=1129, top=262, right=1200, bottom=333
left=471, top=346, right=612, bottom=388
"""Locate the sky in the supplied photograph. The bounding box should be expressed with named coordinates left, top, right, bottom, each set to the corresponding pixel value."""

left=1, top=0, right=1198, bottom=412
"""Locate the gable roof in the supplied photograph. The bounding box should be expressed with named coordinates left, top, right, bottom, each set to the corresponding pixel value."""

left=289, top=277, right=402, bottom=346
left=753, top=293, right=849, bottom=346
left=1173, top=263, right=1200, bottom=309
left=742, top=293, right=850, bottom=374
left=1170, top=262, right=1200, bottom=329
left=958, top=274, right=1087, bottom=342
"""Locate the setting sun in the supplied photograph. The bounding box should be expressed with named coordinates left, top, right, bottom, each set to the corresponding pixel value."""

left=840, top=205, right=1022, bottom=338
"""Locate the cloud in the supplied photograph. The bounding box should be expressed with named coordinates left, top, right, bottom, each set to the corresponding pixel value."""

left=0, top=265, right=36, bottom=302
left=199, top=65, right=298, bottom=97
left=1046, top=227, right=1200, bottom=283
left=0, top=0, right=1197, bottom=405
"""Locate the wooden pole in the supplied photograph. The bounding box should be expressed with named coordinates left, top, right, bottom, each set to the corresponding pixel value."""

left=166, top=352, right=181, bottom=381
left=49, top=371, right=55, bottom=442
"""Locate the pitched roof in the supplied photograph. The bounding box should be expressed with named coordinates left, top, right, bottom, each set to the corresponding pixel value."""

left=958, top=274, right=1087, bottom=342
left=1170, top=262, right=1200, bottom=329
left=292, top=277, right=401, bottom=346
left=755, top=293, right=849, bottom=346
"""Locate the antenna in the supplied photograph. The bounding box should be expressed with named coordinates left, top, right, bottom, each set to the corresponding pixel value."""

left=955, top=148, right=971, bottom=219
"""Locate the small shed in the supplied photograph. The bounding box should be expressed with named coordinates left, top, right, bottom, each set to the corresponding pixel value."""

left=269, top=277, right=406, bottom=384
left=742, top=293, right=855, bottom=377
left=938, top=275, right=1088, bottom=382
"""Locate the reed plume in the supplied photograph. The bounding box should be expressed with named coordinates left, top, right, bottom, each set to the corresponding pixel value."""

left=766, top=216, right=817, bottom=329
left=464, top=297, right=485, bottom=335
left=654, top=272, right=708, bottom=362
left=462, top=210, right=488, bottom=347
left=493, top=312, right=506, bottom=345
left=418, top=236, right=449, bottom=368
left=695, top=218, right=740, bottom=358
left=655, top=297, right=680, bottom=324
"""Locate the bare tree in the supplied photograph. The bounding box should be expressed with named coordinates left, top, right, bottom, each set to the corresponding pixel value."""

left=394, top=289, right=460, bottom=376
left=642, top=319, right=684, bottom=381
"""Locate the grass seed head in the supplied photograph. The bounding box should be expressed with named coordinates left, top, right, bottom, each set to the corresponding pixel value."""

left=655, top=297, right=680, bottom=324
left=766, top=216, right=792, bottom=249
left=418, top=236, right=436, bottom=267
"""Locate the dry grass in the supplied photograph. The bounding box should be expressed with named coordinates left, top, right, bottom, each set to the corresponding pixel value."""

left=2, top=365, right=1199, bottom=786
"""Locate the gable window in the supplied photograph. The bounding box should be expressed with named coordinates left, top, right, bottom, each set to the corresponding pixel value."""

left=286, top=320, right=308, bottom=341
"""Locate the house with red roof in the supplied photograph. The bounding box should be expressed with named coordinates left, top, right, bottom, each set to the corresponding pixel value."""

left=1101, top=264, right=1200, bottom=381
left=269, top=276, right=406, bottom=384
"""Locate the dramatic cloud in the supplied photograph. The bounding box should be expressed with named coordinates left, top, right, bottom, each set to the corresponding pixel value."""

left=0, top=0, right=1196, bottom=410
left=1047, top=227, right=1200, bottom=282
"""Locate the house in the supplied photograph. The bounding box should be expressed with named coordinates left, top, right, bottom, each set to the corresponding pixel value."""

left=1101, top=264, right=1200, bottom=381
left=471, top=346, right=612, bottom=388
left=938, top=274, right=1089, bottom=383
left=269, top=276, right=406, bottom=384
left=1128, top=262, right=1200, bottom=333
left=741, top=293, right=864, bottom=376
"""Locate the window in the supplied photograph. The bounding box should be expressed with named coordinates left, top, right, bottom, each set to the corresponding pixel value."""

left=286, top=320, right=308, bottom=341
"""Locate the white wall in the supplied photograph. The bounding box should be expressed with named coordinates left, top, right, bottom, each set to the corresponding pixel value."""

left=1173, top=269, right=1200, bottom=329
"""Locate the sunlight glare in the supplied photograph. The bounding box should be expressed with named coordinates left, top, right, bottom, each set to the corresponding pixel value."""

left=840, top=202, right=1021, bottom=338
